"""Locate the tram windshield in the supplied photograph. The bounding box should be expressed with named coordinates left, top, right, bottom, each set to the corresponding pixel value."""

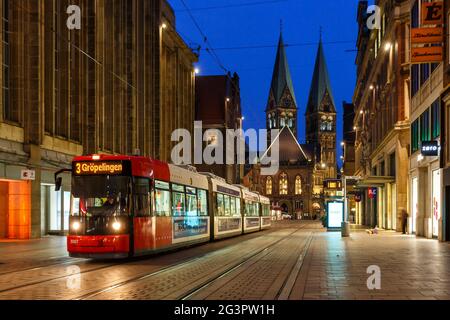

left=71, top=175, right=131, bottom=217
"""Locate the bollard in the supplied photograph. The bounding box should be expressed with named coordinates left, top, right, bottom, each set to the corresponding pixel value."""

left=341, top=221, right=350, bottom=237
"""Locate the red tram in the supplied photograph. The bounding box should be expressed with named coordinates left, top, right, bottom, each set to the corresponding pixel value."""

left=55, top=155, right=271, bottom=259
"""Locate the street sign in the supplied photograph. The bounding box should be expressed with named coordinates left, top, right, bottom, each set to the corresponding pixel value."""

left=411, top=27, right=444, bottom=44
left=21, top=169, right=36, bottom=181
left=411, top=46, right=443, bottom=64
left=421, top=1, right=444, bottom=25
left=421, top=141, right=439, bottom=156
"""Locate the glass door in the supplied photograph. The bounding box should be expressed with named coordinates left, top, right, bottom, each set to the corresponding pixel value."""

left=432, top=170, right=441, bottom=238
left=46, top=185, right=70, bottom=235
left=412, top=177, right=418, bottom=234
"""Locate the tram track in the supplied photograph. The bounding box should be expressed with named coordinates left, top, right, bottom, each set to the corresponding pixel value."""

left=180, top=227, right=314, bottom=300
left=0, top=223, right=317, bottom=300
left=77, top=225, right=312, bottom=300
left=0, top=227, right=281, bottom=299
left=0, top=257, right=84, bottom=277
left=75, top=228, right=303, bottom=300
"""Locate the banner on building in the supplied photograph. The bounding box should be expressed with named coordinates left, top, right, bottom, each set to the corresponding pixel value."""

left=411, top=27, right=443, bottom=44
left=421, top=1, right=444, bottom=26
left=411, top=46, right=443, bottom=64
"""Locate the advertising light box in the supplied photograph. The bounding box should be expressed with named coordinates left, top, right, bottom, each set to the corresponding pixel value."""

left=327, top=201, right=344, bottom=229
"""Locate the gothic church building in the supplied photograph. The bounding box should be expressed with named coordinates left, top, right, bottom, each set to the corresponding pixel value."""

left=245, top=33, right=337, bottom=218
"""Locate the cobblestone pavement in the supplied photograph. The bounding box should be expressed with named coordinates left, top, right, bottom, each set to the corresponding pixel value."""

left=294, top=230, right=450, bottom=300
left=1, top=221, right=450, bottom=300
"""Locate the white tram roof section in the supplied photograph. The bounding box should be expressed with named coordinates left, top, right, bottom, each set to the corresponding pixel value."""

left=235, top=185, right=260, bottom=202
left=259, top=195, right=270, bottom=205
left=168, top=164, right=209, bottom=190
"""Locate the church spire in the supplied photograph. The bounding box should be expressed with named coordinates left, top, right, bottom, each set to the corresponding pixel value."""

left=306, top=35, right=335, bottom=115
left=267, top=31, right=297, bottom=109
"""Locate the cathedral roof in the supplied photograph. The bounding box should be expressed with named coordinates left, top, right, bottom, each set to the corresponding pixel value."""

left=261, top=126, right=313, bottom=164
left=268, top=33, right=297, bottom=108
left=306, top=39, right=336, bottom=114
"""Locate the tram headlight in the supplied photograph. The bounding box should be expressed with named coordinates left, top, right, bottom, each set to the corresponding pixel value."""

left=112, top=221, right=121, bottom=231
left=72, top=221, right=81, bottom=231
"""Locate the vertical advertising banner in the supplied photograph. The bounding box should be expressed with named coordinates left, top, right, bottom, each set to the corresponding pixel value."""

left=327, top=201, right=344, bottom=229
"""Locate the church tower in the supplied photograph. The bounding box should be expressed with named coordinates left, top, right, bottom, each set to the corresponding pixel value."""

left=305, top=38, right=337, bottom=179
left=266, top=32, right=298, bottom=139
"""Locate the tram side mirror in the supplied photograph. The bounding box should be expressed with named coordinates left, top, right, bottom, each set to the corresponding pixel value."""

left=55, top=177, right=63, bottom=192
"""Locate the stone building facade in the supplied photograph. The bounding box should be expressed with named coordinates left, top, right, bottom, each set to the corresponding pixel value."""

left=0, top=0, right=197, bottom=239
left=353, top=0, right=411, bottom=231
left=195, top=73, right=244, bottom=185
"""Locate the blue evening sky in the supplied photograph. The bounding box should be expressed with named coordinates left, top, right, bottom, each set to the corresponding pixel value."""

left=169, top=0, right=364, bottom=164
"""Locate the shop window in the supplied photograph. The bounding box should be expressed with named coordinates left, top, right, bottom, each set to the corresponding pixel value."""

left=279, top=173, right=288, bottom=195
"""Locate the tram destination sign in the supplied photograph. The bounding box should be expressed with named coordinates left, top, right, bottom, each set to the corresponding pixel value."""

left=73, top=161, right=124, bottom=176
left=421, top=141, right=439, bottom=157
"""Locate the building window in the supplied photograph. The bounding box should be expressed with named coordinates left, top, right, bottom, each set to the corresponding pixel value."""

left=389, top=152, right=396, bottom=177
left=411, top=119, right=419, bottom=153
left=431, top=99, right=440, bottom=139
left=279, top=173, right=288, bottom=195
left=420, top=109, right=430, bottom=143
left=266, top=177, right=273, bottom=195
left=295, top=176, right=302, bottom=195
left=2, top=0, right=17, bottom=123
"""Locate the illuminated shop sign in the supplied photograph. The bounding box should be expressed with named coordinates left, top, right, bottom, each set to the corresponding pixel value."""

left=368, top=188, right=377, bottom=199
left=421, top=141, right=439, bottom=157
left=73, top=161, right=124, bottom=175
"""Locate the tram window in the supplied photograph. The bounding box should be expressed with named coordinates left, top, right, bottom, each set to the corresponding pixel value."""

left=186, top=192, right=198, bottom=217
left=155, top=180, right=170, bottom=190
left=197, top=189, right=208, bottom=216
left=236, top=198, right=241, bottom=216
left=172, top=192, right=185, bottom=217
left=262, top=204, right=270, bottom=217
left=230, top=197, right=236, bottom=216
left=216, top=194, right=225, bottom=216
left=172, top=184, right=185, bottom=193
left=134, top=178, right=151, bottom=217
left=224, top=195, right=231, bottom=216
left=154, top=189, right=170, bottom=217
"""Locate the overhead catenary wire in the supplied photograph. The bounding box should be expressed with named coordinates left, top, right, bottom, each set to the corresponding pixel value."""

left=174, top=0, right=288, bottom=12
